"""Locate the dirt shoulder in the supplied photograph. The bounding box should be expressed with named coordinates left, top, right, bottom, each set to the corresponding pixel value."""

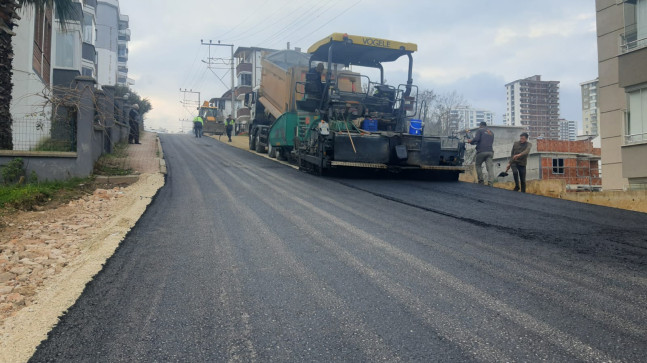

left=0, top=132, right=165, bottom=362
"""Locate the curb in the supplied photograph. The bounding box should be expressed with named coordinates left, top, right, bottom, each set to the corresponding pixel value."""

left=95, top=175, right=140, bottom=185
left=157, top=135, right=167, bottom=175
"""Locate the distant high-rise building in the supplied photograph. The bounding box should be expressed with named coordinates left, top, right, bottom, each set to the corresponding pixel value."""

left=580, top=78, right=599, bottom=136
left=505, top=75, right=560, bottom=139
left=450, top=106, right=495, bottom=130
left=558, top=119, right=577, bottom=141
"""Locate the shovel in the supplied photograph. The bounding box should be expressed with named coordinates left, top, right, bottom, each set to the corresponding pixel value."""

left=498, top=172, right=509, bottom=177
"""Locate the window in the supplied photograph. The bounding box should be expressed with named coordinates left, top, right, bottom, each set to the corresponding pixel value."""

left=552, top=158, right=564, bottom=174
left=238, top=73, right=252, bottom=86
left=55, top=31, right=78, bottom=69
left=82, top=67, right=93, bottom=77
left=622, top=0, right=647, bottom=52
left=82, top=13, right=95, bottom=45
left=626, top=86, right=647, bottom=143
left=32, top=7, right=52, bottom=86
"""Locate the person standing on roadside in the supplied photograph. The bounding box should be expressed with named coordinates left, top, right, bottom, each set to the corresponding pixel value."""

left=193, top=115, right=204, bottom=138
left=225, top=115, right=235, bottom=142
left=505, top=132, right=532, bottom=193
left=128, top=104, right=140, bottom=144
left=467, top=121, right=495, bottom=186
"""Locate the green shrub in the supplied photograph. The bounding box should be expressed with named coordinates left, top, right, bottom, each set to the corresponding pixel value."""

left=1, top=158, right=25, bottom=184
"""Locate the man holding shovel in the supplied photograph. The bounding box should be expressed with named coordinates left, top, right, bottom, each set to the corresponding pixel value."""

left=503, top=132, right=532, bottom=192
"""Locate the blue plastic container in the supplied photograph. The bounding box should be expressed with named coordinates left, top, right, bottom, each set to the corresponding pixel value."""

left=362, top=119, right=378, bottom=131
left=409, top=119, right=422, bottom=135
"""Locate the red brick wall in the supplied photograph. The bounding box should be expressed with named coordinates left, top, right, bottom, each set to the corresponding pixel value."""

left=541, top=157, right=601, bottom=185
left=536, top=139, right=601, bottom=156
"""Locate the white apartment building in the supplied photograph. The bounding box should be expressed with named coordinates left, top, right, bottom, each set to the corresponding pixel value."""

left=580, top=78, right=599, bottom=136
left=96, top=0, right=131, bottom=87
left=450, top=106, right=495, bottom=129
left=558, top=119, right=577, bottom=141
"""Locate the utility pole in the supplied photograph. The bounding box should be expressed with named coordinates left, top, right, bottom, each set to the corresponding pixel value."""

left=201, top=40, right=235, bottom=123
left=179, top=88, right=201, bottom=109
left=179, top=118, right=191, bottom=133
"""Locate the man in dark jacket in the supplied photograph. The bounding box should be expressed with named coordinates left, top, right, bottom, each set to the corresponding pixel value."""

left=128, top=104, right=140, bottom=144
left=467, top=121, right=495, bottom=186
left=506, top=132, right=532, bottom=192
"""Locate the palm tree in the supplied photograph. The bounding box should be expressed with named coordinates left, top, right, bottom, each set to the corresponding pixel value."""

left=0, top=0, right=77, bottom=150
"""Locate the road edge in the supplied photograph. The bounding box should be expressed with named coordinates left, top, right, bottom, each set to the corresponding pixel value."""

left=0, top=179, right=166, bottom=362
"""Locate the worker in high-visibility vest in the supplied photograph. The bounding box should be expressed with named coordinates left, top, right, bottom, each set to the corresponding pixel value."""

left=193, top=115, right=204, bottom=138
left=225, top=115, right=235, bottom=142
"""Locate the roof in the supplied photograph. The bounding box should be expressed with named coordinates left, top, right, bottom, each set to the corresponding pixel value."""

left=264, top=50, right=311, bottom=71
left=307, top=33, right=417, bottom=68
left=234, top=46, right=278, bottom=58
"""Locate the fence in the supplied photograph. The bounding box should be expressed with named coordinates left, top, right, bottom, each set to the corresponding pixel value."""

left=11, top=107, right=77, bottom=152
left=0, top=77, right=137, bottom=181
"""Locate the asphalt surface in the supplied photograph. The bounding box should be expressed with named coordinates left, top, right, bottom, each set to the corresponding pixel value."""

left=31, top=134, right=647, bottom=362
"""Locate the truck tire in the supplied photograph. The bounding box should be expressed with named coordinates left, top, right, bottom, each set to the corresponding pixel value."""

left=249, top=132, right=256, bottom=150
left=268, top=144, right=277, bottom=158
left=255, top=135, right=266, bottom=153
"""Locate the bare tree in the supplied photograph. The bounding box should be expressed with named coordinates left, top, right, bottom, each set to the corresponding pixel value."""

left=419, top=89, right=467, bottom=136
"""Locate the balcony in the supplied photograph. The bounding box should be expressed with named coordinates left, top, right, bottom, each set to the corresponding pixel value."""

left=234, top=85, right=252, bottom=98
left=118, top=28, right=130, bottom=41
left=236, top=62, right=252, bottom=75
left=237, top=108, right=251, bottom=118
left=618, top=45, right=647, bottom=88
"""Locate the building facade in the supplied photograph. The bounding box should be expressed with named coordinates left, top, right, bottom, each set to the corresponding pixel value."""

left=9, top=0, right=133, bottom=150
left=504, top=75, right=561, bottom=139
left=96, top=0, right=131, bottom=87
left=580, top=78, right=600, bottom=137
left=595, top=0, right=647, bottom=190
left=450, top=106, right=495, bottom=129
left=233, top=47, right=276, bottom=125
left=491, top=139, right=602, bottom=191
left=558, top=119, right=577, bottom=141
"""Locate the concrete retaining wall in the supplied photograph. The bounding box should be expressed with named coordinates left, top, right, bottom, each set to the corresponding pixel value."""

left=0, top=77, right=134, bottom=182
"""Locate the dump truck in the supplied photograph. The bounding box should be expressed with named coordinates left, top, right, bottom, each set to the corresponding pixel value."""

left=250, top=33, right=466, bottom=179
left=247, top=50, right=310, bottom=155
left=198, top=101, right=225, bottom=136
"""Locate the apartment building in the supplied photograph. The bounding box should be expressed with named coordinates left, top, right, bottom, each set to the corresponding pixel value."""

left=558, top=119, right=577, bottom=141
left=450, top=106, right=495, bottom=129
left=504, top=75, right=561, bottom=139
left=96, top=0, right=131, bottom=87
left=233, top=46, right=277, bottom=124
left=9, top=0, right=132, bottom=150
left=595, top=0, right=647, bottom=190
left=580, top=78, right=600, bottom=136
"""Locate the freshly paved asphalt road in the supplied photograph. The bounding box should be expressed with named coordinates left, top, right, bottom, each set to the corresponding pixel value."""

left=31, top=134, right=647, bottom=362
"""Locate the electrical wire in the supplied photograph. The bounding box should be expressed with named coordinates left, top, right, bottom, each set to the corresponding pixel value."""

left=258, top=0, right=340, bottom=48
left=293, top=0, right=363, bottom=44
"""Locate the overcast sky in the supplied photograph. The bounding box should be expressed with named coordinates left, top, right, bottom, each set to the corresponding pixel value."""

left=119, top=0, right=598, bottom=133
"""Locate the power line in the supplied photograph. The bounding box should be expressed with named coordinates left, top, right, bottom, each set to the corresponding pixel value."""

left=212, top=0, right=279, bottom=40
left=260, top=0, right=340, bottom=48
left=229, top=1, right=311, bottom=44
left=293, top=0, right=363, bottom=45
